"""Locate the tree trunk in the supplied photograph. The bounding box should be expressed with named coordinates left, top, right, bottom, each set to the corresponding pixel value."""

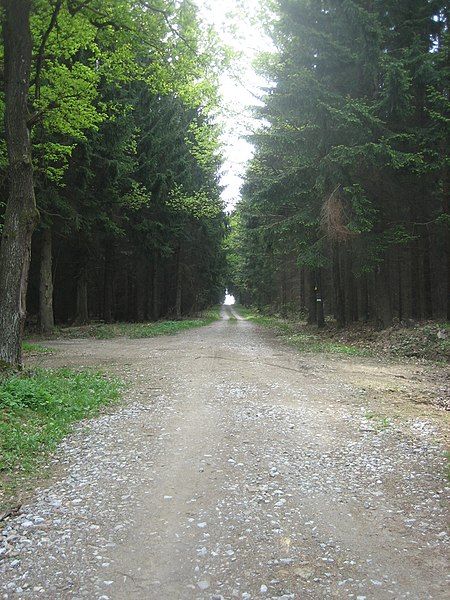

left=152, top=251, right=160, bottom=320
left=135, top=258, right=146, bottom=322
left=360, top=274, right=369, bottom=322
left=102, top=242, right=114, bottom=323
left=76, top=269, right=89, bottom=324
left=422, top=229, right=433, bottom=318
left=0, top=0, right=38, bottom=366
left=39, top=228, right=54, bottom=334
left=374, top=261, right=393, bottom=328
left=332, top=243, right=346, bottom=327
left=175, top=246, right=182, bottom=319
left=316, top=270, right=325, bottom=328
left=306, top=268, right=317, bottom=325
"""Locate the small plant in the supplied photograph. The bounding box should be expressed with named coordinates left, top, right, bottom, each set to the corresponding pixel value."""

left=364, top=411, right=391, bottom=432
left=444, top=451, right=450, bottom=482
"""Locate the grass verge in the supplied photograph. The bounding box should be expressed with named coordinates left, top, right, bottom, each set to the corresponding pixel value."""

left=236, top=306, right=449, bottom=362
left=237, top=307, right=369, bottom=357
left=0, top=368, right=122, bottom=485
left=34, top=307, right=221, bottom=340
left=22, top=342, right=53, bottom=355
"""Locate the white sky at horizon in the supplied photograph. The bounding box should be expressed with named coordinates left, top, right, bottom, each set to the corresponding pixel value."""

left=196, top=0, right=271, bottom=212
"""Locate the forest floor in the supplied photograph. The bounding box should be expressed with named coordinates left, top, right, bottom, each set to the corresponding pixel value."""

left=1, top=306, right=449, bottom=599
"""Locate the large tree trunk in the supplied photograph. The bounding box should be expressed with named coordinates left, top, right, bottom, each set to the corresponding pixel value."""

left=39, top=228, right=54, bottom=334
left=0, top=0, right=39, bottom=366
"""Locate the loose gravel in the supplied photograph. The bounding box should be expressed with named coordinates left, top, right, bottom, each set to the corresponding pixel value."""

left=1, top=307, right=449, bottom=599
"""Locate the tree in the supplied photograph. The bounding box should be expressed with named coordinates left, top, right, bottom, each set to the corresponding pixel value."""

left=231, top=0, right=449, bottom=327
left=0, top=0, right=228, bottom=364
left=0, top=0, right=38, bottom=366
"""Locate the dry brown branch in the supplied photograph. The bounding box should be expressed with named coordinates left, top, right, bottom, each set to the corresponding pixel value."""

left=321, top=184, right=355, bottom=242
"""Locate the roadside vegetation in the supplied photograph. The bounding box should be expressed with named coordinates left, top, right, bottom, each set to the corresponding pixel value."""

left=0, top=368, right=122, bottom=505
left=238, top=306, right=449, bottom=362
left=27, top=308, right=221, bottom=341
left=22, top=342, right=53, bottom=356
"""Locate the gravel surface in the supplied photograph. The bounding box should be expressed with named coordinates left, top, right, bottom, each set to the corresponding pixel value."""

left=1, top=306, right=449, bottom=599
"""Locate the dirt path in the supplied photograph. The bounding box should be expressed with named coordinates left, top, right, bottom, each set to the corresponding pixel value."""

left=1, top=307, right=449, bottom=599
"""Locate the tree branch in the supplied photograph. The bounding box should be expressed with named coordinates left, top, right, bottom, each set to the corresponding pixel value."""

left=34, top=0, right=63, bottom=100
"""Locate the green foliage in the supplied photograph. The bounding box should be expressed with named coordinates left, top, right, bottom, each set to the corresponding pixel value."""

left=230, top=0, right=449, bottom=324
left=0, top=369, right=122, bottom=474
left=22, top=342, right=53, bottom=355
left=0, top=0, right=229, bottom=323
left=51, top=309, right=221, bottom=339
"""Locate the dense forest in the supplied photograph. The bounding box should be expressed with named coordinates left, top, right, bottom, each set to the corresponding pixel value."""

left=0, top=0, right=449, bottom=368
left=230, top=0, right=450, bottom=328
left=0, top=0, right=227, bottom=366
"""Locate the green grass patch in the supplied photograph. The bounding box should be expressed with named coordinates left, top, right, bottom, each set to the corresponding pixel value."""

left=0, top=368, right=122, bottom=476
left=365, top=411, right=391, bottom=432
left=238, top=307, right=368, bottom=357
left=22, top=342, right=53, bottom=355
left=51, top=307, right=221, bottom=340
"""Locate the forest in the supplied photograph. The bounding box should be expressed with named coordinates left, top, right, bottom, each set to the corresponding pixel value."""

left=0, top=0, right=449, bottom=369
left=229, top=0, right=450, bottom=329
left=0, top=0, right=227, bottom=366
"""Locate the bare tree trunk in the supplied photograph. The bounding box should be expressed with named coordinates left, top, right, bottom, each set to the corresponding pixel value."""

left=152, top=251, right=160, bottom=320
left=175, top=246, right=182, bottom=319
left=135, top=258, right=146, bottom=322
left=422, top=229, right=433, bottom=318
left=374, top=261, right=393, bottom=328
left=76, top=269, right=89, bottom=324
left=332, top=243, right=345, bottom=327
left=39, top=228, right=54, bottom=334
left=0, top=0, right=38, bottom=366
left=306, top=269, right=317, bottom=325
left=360, top=273, right=369, bottom=322
left=316, top=270, right=325, bottom=328
left=102, top=242, right=114, bottom=323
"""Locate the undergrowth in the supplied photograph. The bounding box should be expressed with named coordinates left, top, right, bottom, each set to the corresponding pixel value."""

left=34, top=307, right=221, bottom=340
left=239, top=309, right=369, bottom=357
left=237, top=306, right=449, bottom=362
left=0, top=368, right=122, bottom=478
left=22, top=342, right=53, bottom=355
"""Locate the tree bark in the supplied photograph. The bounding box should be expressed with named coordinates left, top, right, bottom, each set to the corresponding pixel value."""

left=306, top=268, right=317, bottom=325
left=0, top=0, right=39, bottom=366
left=102, top=242, right=114, bottom=323
left=75, top=269, right=89, bottom=324
left=332, top=243, right=345, bottom=327
left=316, top=270, right=325, bottom=328
left=175, top=246, right=182, bottom=319
left=152, top=251, right=160, bottom=321
left=39, top=228, right=54, bottom=334
left=422, top=228, right=433, bottom=318
left=135, top=258, right=146, bottom=322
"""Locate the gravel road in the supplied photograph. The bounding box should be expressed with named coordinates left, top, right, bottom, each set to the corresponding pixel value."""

left=1, top=306, right=449, bottom=599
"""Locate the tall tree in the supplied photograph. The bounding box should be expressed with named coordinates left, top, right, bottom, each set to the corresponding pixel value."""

left=0, top=0, right=38, bottom=366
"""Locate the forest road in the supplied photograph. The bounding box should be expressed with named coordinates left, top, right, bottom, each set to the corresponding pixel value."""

left=1, top=306, right=449, bottom=599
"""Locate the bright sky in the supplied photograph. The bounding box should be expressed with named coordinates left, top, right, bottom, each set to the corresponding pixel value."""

left=196, top=0, right=270, bottom=212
